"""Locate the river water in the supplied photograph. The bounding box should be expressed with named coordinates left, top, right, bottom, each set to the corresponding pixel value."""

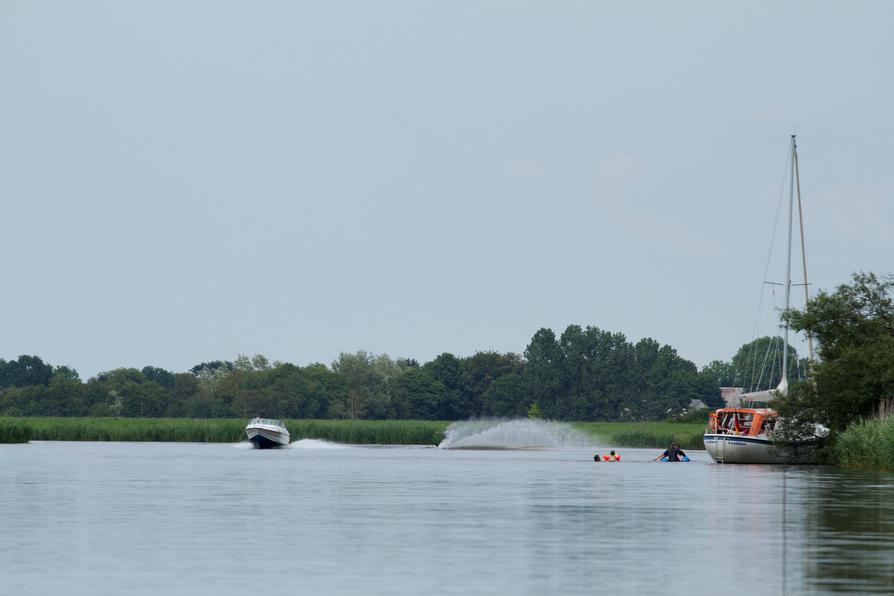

left=1, top=441, right=893, bottom=595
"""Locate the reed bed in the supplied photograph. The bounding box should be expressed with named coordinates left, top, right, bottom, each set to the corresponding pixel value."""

left=832, top=417, right=894, bottom=471
left=573, top=422, right=706, bottom=450
left=0, top=419, right=32, bottom=443
left=17, top=417, right=246, bottom=442
left=0, top=417, right=450, bottom=445
left=287, top=419, right=449, bottom=445
left=5, top=417, right=702, bottom=448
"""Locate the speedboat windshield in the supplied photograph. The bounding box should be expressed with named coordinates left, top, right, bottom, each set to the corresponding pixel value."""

left=249, top=418, right=284, bottom=427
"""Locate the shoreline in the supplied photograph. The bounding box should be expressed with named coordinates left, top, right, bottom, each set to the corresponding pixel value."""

left=7, top=416, right=891, bottom=470
left=2, top=417, right=702, bottom=449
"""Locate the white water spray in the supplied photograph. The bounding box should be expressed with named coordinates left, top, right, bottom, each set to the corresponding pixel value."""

left=289, top=439, right=349, bottom=449
left=438, top=418, right=598, bottom=450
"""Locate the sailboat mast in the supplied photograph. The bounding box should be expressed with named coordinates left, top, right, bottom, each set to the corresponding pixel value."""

left=793, top=142, right=816, bottom=363
left=782, top=134, right=796, bottom=386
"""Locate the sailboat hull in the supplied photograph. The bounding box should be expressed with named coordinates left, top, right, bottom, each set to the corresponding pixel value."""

left=704, top=433, right=822, bottom=464
left=703, top=433, right=793, bottom=464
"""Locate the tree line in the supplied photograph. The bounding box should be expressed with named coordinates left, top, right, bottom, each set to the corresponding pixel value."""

left=5, top=271, right=883, bottom=437
left=0, top=325, right=731, bottom=421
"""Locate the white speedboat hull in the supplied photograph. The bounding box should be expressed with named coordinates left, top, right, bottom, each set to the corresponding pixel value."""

left=245, top=424, right=290, bottom=449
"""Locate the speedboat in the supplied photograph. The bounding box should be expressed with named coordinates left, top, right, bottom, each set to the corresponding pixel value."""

left=245, top=418, right=290, bottom=448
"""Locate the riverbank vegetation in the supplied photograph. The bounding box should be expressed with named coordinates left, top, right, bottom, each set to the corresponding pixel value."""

left=0, top=325, right=724, bottom=424
left=575, top=421, right=705, bottom=450
left=776, top=272, right=894, bottom=469
left=0, top=418, right=31, bottom=443
left=4, top=272, right=889, bottom=467
left=832, top=417, right=894, bottom=471
left=2, top=416, right=696, bottom=448
left=0, top=417, right=449, bottom=445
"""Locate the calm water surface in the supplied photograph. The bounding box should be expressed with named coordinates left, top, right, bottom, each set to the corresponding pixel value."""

left=1, top=441, right=893, bottom=595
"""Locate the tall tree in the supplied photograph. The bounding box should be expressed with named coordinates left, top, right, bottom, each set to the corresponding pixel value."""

left=0, top=355, right=54, bottom=388
left=462, top=351, right=525, bottom=417
left=392, top=368, right=446, bottom=420
left=523, top=328, right=565, bottom=418
left=423, top=353, right=466, bottom=420
left=782, top=272, right=894, bottom=431
left=729, top=336, right=801, bottom=392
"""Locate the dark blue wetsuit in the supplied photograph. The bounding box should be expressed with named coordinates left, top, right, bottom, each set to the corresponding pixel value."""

left=663, top=446, right=686, bottom=462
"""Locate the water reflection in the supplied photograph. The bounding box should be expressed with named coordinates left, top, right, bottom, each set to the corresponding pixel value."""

left=799, top=469, right=894, bottom=594
left=2, top=443, right=893, bottom=595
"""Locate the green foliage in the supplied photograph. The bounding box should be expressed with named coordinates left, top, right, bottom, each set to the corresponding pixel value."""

left=0, top=417, right=448, bottom=445
left=463, top=351, right=524, bottom=417
left=392, top=369, right=446, bottom=420
left=733, top=336, right=800, bottom=391
left=1, top=324, right=722, bottom=423
left=0, top=355, right=54, bottom=388
left=574, top=422, right=705, bottom=449
left=331, top=351, right=398, bottom=419
left=481, top=373, right=528, bottom=417
left=833, top=416, right=894, bottom=470
left=523, top=325, right=710, bottom=421
left=699, top=359, right=737, bottom=388
left=782, top=272, right=894, bottom=432
left=0, top=419, right=32, bottom=443
left=423, top=353, right=465, bottom=418
left=527, top=402, right=542, bottom=419
left=675, top=407, right=710, bottom=423
left=12, top=417, right=246, bottom=442
left=288, top=419, right=448, bottom=445
left=141, top=366, right=176, bottom=389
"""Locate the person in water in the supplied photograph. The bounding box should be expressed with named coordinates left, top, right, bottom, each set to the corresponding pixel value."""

left=655, top=442, right=687, bottom=462
left=602, top=450, right=620, bottom=462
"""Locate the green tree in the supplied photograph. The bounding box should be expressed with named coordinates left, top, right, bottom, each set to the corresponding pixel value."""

left=53, top=365, right=81, bottom=382
left=481, top=373, right=528, bottom=417
left=166, top=373, right=199, bottom=417
left=461, top=351, right=524, bottom=417
left=527, top=402, right=542, bottom=419
left=423, top=353, right=466, bottom=419
left=234, top=354, right=272, bottom=372
left=781, top=272, right=894, bottom=431
left=523, top=328, right=565, bottom=418
left=141, top=366, right=176, bottom=390
left=392, top=368, right=446, bottom=419
left=0, top=355, right=54, bottom=388
left=730, top=336, right=801, bottom=392
left=699, top=360, right=737, bottom=387
left=331, top=351, right=405, bottom=419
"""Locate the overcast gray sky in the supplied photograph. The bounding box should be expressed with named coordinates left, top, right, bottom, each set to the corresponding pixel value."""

left=2, top=1, right=892, bottom=379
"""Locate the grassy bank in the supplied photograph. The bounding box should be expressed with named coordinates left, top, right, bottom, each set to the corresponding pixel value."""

left=0, top=417, right=449, bottom=445
left=574, top=421, right=706, bottom=450
left=832, top=416, right=894, bottom=471
left=0, top=419, right=32, bottom=443
left=2, top=417, right=701, bottom=448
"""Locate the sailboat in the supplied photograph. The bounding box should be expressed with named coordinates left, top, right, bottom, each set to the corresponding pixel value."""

left=703, top=135, right=826, bottom=464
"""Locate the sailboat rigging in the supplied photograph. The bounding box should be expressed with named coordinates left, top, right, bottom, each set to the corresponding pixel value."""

left=703, top=135, right=825, bottom=464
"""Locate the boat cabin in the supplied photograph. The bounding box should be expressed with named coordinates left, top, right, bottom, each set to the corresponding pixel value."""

left=707, top=408, right=778, bottom=437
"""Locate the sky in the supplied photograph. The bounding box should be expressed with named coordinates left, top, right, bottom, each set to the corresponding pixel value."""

left=2, top=1, right=892, bottom=379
